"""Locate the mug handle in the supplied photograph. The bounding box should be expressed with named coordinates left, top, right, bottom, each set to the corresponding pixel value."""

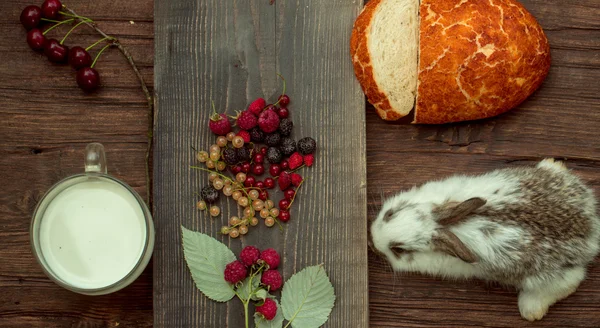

left=85, top=143, right=107, bottom=174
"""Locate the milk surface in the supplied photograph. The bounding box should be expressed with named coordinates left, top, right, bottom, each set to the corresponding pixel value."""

left=39, top=178, right=146, bottom=289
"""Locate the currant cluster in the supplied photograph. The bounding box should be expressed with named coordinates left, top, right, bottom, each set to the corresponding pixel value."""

left=224, top=246, right=282, bottom=321
left=20, top=1, right=112, bottom=91
left=194, top=80, right=317, bottom=238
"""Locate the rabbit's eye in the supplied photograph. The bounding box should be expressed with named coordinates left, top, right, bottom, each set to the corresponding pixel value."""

left=389, top=242, right=405, bottom=257
left=383, top=210, right=394, bottom=222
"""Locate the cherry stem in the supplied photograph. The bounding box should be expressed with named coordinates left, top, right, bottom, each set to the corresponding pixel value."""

left=42, top=18, right=74, bottom=36
left=85, top=36, right=113, bottom=51
left=60, top=19, right=91, bottom=45
left=287, top=177, right=305, bottom=209
left=41, top=18, right=61, bottom=23
left=91, top=43, right=112, bottom=68
left=58, top=11, right=92, bottom=22
left=271, top=73, right=286, bottom=107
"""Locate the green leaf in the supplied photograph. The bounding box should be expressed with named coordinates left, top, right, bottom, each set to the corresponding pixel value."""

left=181, top=226, right=236, bottom=302
left=254, top=298, right=284, bottom=328
left=253, top=289, right=268, bottom=301
left=237, top=273, right=262, bottom=301
left=281, top=265, right=336, bottom=328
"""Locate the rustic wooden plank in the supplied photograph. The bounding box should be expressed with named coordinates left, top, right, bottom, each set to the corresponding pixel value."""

left=366, top=0, right=600, bottom=326
left=153, top=0, right=368, bottom=327
left=0, top=0, right=153, bottom=327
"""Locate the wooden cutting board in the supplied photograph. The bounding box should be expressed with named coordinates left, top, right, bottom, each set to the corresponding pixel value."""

left=153, top=1, right=368, bottom=327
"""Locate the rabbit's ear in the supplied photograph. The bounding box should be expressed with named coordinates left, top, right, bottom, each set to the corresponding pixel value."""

left=432, top=229, right=478, bottom=263
left=435, top=197, right=486, bottom=226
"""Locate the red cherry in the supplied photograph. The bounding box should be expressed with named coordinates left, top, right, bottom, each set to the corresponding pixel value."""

left=76, top=67, right=100, bottom=92
left=41, top=0, right=62, bottom=19
left=253, top=153, right=264, bottom=164
left=255, top=181, right=265, bottom=189
left=278, top=94, right=290, bottom=106
left=264, top=178, right=275, bottom=189
left=43, top=39, right=68, bottom=63
left=252, top=164, right=265, bottom=176
left=277, top=107, right=289, bottom=118
left=281, top=160, right=289, bottom=170
left=26, top=29, right=46, bottom=51
left=260, top=147, right=268, bottom=155
left=278, top=210, right=290, bottom=222
left=279, top=199, right=290, bottom=210
left=241, top=162, right=251, bottom=173
left=259, top=190, right=268, bottom=201
left=244, top=176, right=256, bottom=188
left=269, top=164, right=281, bottom=177
left=284, top=189, right=295, bottom=200
left=20, top=6, right=42, bottom=30
left=68, top=46, right=92, bottom=69
left=231, top=165, right=242, bottom=174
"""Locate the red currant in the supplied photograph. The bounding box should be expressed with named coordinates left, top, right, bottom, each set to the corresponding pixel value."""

left=265, top=104, right=276, bottom=112
left=253, top=153, right=264, bottom=164
left=284, top=189, right=295, bottom=200
left=241, top=162, right=251, bottom=173
left=281, top=160, right=289, bottom=170
left=259, top=190, right=269, bottom=201
left=277, top=107, right=289, bottom=118
left=269, top=164, right=281, bottom=177
left=260, top=147, right=268, bottom=155
left=264, top=178, right=275, bottom=189
left=231, top=165, right=242, bottom=174
left=279, top=199, right=291, bottom=210
left=255, top=181, right=265, bottom=189
left=278, top=94, right=290, bottom=106
left=252, top=164, right=265, bottom=176
left=244, top=176, right=256, bottom=187
left=278, top=210, right=291, bottom=222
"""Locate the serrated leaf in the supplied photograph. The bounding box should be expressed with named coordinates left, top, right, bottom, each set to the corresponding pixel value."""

left=254, top=298, right=284, bottom=328
left=281, top=265, right=336, bottom=328
left=253, top=289, right=268, bottom=301
left=181, top=226, right=236, bottom=302
left=237, top=273, right=262, bottom=301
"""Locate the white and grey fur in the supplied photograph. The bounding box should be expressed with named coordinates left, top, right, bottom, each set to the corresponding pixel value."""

left=370, top=159, right=600, bottom=321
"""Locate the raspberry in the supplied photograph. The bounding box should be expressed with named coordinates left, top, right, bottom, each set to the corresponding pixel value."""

left=236, top=110, right=258, bottom=130
left=288, top=152, right=303, bottom=170
left=256, top=298, right=278, bottom=321
left=291, top=173, right=303, bottom=187
left=267, top=147, right=282, bottom=164
left=279, top=138, right=296, bottom=156
left=259, top=248, right=280, bottom=269
left=223, top=260, right=248, bottom=284
left=201, top=185, right=220, bottom=203
left=278, top=171, right=291, bottom=190
left=250, top=127, right=265, bottom=143
left=258, top=110, right=280, bottom=133
left=237, top=130, right=251, bottom=143
left=209, top=113, right=231, bottom=136
left=240, top=246, right=261, bottom=266
left=221, top=148, right=238, bottom=165
left=261, top=270, right=283, bottom=291
left=297, top=137, right=316, bottom=155
left=278, top=118, right=293, bottom=137
left=265, top=133, right=281, bottom=147
left=236, top=147, right=251, bottom=163
left=303, top=154, right=314, bottom=167
left=248, top=98, right=266, bottom=116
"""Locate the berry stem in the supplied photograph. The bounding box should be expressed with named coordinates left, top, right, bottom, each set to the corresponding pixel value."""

left=42, top=18, right=75, bottom=36
left=58, top=10, right=92, bottom=22
left=243, top=300, right=250, bottom=328
left=60, top=19, right=91, bottom=45
left=85, top=36, right=113, bottom=51
left=90, top=43, right=112, bottom=68
left=271, top=73, right=286, bottom=107
left=190, top=166, right=253, bottom=198
left=287, top=177, right=305, bottom=208
left=41, top=18, right=62, bottom=23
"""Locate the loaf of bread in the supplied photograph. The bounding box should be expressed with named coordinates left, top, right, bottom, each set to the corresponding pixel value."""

left=350, top=0, right=551, bottom=124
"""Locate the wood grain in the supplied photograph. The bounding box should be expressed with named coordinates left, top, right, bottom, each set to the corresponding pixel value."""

left=153, top=0, right=368, bottom=327
left=366, top=0, right=600, bottom=326
left=0, top=0, right=153, bottom=327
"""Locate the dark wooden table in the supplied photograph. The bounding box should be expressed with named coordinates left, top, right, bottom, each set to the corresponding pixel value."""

left=1, top=0, right=599, bottom=327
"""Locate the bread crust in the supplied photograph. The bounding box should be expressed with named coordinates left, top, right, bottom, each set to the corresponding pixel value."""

left=350, top=0, right=404, bottom=121
left=414, top=0, right=551, bottom=124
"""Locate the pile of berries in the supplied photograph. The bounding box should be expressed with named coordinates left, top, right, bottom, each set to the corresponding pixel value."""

left=20, top=1, right=113, bottom=91
left=224, top=246, right=282, bottom=321
left=195, top=86, right=317, bottom=238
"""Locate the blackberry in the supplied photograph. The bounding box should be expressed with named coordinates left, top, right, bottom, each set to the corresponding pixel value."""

left=278, top=118, right=293, bottom=137
left=265, top=133, right=281, bottom=147
left=236, top=147, right=251, bottom=163
left=250, top=127, right=265, bottom=143
left=297, top=137, right=316, bottom=155
left=201, top=185, right=220, bottom=204
left=279, top=138, right=296, bottom=156
left=267, top=147, right=282, bottom=164
left=222, top=148, right=238, bottom=165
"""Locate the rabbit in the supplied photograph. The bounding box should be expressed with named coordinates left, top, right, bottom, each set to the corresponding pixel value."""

left=370, top=158, right=600, bottom=321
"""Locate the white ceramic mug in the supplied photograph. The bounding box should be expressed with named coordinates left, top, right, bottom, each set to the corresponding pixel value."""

left=30, top=143, right=154, bottom=295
